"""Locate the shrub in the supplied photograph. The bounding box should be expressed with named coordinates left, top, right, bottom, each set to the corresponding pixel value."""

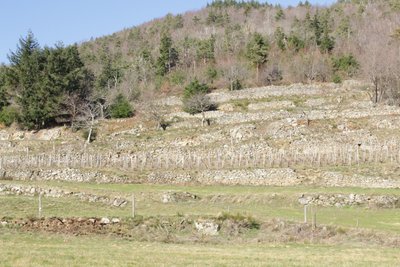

left=332, top=54, right=359, bottom=77
left=231, top=79, right=243, bottom=90
left=264, top=66, right=283, bottom=85
left=169, top=70, right=186, bottom=86
left=183, top=93, right=216, bottom=115
left=109, top=94, right=134, bottom=118
left=183, top=79, right=210, bottom=99
left=0, top=106, right=19, bottom=127
left=217, top=212, right=260, bottom=230
left=332, top=74, right=342, bottom=84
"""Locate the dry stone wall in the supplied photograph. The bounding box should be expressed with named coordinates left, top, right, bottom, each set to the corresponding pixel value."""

left=0, top=183, right=128, bottom=207
left=298, top=193, right=400, bottom=208
left=0, top=168, right=128, bottom=183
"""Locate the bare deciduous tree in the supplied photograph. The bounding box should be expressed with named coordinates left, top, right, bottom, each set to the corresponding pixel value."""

left=183, top=93, right=215, bottom=127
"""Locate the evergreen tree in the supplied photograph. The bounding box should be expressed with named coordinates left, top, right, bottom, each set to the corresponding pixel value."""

left=197, top=35, right=216, bottom=64
left=156, top=33, right=179, bottom=76
left=310, top=13, right=323, bottom=45
left=183, top=79, right=210, bottom=99
left=275, top=8, right=285, bottom=21
left=7, top=32, right=93, bottom=129
left=109, top=93, right=134, bottom=118
left=0, top=65, right=9, bottom=110
left=287, top=33, right=305, bottom=52
left=246, top=32, right=269, bottom=83
left=7, top=32, right=51, bottom=129
left=274, top=27, right=286, bottom=51
left=319, top=32, right=335, bottom=53
left=319, top=13, right=335, bottom=53
left=96, top=58, right=122, bottom=91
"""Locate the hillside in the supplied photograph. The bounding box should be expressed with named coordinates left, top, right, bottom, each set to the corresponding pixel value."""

left=1, top=80, right=400, bottom=188
left=1, top=0, right=400, bottom=131
left=79, top=0, right=400, bottom=102
left=1, top=1, right=400, bottom=265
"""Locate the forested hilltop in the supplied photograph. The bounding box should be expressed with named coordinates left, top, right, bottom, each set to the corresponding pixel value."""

left=1, top=0, right=400, bottom=130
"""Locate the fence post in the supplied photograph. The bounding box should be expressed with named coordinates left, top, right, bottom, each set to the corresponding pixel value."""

left=38, top=193, right=42, bottom=218
left=312, top=207, right=317, bottom=230
left=304, top=205, right=307, bottom=223
left=131, top=194, right=135, bottom=218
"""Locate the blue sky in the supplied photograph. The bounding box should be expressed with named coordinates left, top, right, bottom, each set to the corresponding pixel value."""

left=0, top=0, right=335, bottom=64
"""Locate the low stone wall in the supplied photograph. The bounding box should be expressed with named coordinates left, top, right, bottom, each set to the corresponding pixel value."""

left=0, top=168, right=128, bottom=183
left=298, top=193, right=400, bottom=208
left=0, top=183, right=128, bottom=207
left=2, top=167, right=400, bottom=189
left=148, top=168, right=300, bottom=186
left=318, top=172, right=400, bottom=188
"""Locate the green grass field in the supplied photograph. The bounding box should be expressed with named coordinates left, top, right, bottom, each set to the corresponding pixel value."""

left=1, top=181, right=400, bottom=233
left=1, top=180, right=400, bottom=266
left=1, top=228, right=399, bottom=267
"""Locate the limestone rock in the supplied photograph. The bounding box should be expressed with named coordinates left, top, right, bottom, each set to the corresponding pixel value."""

left=194, top=220, right=219, bottom=236
left=161, top=191, right=199, bottom=203
left=100, top=217, right=110, bottom=225
left=229, top=124, right=256, bottom=141
left=0, top=131, right=10, bottom=141
left=111, top=218, right=121, bottom=224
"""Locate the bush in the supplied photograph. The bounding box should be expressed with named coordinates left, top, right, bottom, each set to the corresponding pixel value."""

left=169, top=70, right=186, bottom=86
left=332, top=74, right=342, bottom=84
left=82, top=128, right=97, bottom=143
left=332, top=54, right=359, bottom=77
left=231, top=79, right=243, bottom=90
left=0, top=106, right=19, bottom=127
left=109, top=94, right=134, bottom=118
left=183, top=93, right=216, bottom=115
left=264, top=66, right=283, bottom=85
left=183, top=79, right=210, bottom=100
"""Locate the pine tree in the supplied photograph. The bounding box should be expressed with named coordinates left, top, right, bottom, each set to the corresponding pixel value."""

left=197, top=35, right=216, bottom=64
left=310, top=13, right=323, bottom=45
left=8, top=32, right=51, bottom=129
left=274, top=27, right=286, bottom=51
left=246, top=32, right=269, bottom=83
left=7, top=32, right=93, bottom=129
left=96, top=58, right=122, bottom=91
left=0, top=65, right=9, bottom=110
left=156, top=33, right=179, bottom=76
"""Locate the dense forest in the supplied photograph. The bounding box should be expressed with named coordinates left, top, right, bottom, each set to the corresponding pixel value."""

left=1, top=0, right=400, bottom=130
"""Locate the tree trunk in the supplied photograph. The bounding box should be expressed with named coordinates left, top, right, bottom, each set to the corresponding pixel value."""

left=98, top=103, right=105, bottom=119
left=256, top=64, right=259, bottom=84
left=86, top=126, right=93, bottom=145
left=201, top=111, right=205, bottom=127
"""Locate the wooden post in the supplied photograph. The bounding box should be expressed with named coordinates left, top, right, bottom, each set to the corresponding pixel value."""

left=312, top=207, right=317, bottom=230
left=38, top=193, right=42, bottom=218
left=304, top=205, right=307, bottom=223
left=131, top=194, right=135, bottom=218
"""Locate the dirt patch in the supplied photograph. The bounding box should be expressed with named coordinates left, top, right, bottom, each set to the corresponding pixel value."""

left=12, top=217, right=119, bottom=236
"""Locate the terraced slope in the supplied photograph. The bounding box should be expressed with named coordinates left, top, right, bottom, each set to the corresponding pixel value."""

left=1, top=81, right=400, bottom=188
